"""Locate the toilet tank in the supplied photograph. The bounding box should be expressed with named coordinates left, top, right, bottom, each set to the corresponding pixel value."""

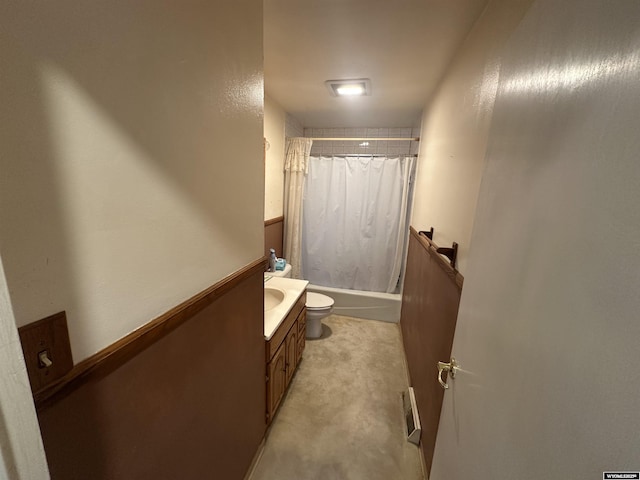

left=269, top=263, right=292, bottom=278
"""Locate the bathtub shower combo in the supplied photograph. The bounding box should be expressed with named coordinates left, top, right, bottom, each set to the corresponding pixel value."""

left=307, top=283, right=402, bottom=323
left=294, top=142, right=417, bottom=324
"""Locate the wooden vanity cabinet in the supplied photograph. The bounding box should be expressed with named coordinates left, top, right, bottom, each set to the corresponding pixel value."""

left=265, top=292, right=306, bottom=425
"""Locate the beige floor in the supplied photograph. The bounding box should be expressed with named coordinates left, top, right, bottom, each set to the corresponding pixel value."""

left=249, top=315, right=424, bottom=480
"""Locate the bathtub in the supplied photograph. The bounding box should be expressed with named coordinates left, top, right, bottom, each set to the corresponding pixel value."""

left=306, top=284, right=402, bottom=323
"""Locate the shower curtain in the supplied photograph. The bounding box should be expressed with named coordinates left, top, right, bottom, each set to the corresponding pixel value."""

left=301, top=155, right=415, bottom=293
left=283, top=137, right=313, bottom=279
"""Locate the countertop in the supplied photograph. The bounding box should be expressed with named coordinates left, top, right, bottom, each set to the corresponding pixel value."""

left=264, top=275, right=309, bottom=340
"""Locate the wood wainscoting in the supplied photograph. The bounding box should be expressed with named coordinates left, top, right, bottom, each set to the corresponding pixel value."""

left=35, top=258, right=267, bottom=480
left=264, top=216, right=284, bottom=259
left=400, top=227, right=463, bottom=476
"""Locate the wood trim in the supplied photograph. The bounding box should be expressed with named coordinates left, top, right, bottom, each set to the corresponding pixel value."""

left=401, top=228, right=463, bottom=475
left=410, top=226, right=464, bottom=290
left=264, top=216, right=284, bottom=227
left=265, top=216, right=285, bottom=259
left=243, top=438, right=266, bottom=480
left=34, top=256, right=268, bottom=409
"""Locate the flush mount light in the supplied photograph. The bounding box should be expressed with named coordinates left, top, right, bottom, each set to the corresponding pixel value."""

left=325, top=78, right=371, bottom=97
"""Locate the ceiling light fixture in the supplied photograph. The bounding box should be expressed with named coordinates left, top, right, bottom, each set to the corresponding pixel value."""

left=325, top=78, right=371, bottom=97
left=337, top=85, right=365, bottom=96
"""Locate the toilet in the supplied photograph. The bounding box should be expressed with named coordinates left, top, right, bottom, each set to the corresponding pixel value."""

left=304, top=291, right=334, bottom=338
left=268, top=263, right=334, bottom=339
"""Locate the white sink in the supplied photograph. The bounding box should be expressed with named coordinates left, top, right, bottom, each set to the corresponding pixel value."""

left=263, top=276, right=309, bottom=340
left=264, top=286, right=286, bottom=311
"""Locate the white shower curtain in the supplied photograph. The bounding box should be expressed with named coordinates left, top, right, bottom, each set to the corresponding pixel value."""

left=283, top=137, right=313, bottom=279
left=301, top=155, right=415, bottom=293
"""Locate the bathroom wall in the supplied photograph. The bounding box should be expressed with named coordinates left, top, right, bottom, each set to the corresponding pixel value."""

left=402, top=0, right=534, bottom=472
left=305, top=127, right=420, bottom=157
left=1, top=2, right=266, bottom=478
left=411, top=0, right=533, bottom=274
left=401, top=228, right=462, bottom=475
left=37, top=263, right=266, bottom=479
left=285, top=113, right=304, bottom=138
left=264, top=95, right=286, bottom=221
left=407, top=0, right=640, bottom=477
left=0, top=1, right=265, bottom=363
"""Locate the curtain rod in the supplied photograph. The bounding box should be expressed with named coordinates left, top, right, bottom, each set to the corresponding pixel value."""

left=308, top=137, right=419, bottom=142
left=316, top=154, right=418, bottom=158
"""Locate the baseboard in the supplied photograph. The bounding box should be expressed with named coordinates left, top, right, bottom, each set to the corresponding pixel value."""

left=418, top=442, right=429, bottom=480
left=243, top=437, right=266, bottom=480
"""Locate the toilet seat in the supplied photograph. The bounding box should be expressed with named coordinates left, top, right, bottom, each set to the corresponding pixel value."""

left=306, top=292, right=335, bottom=311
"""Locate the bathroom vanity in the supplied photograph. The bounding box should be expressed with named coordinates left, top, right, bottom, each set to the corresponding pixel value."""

left=264, top=276, right=308, bottom=425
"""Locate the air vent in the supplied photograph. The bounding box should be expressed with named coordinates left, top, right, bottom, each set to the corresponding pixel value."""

left=402, top=387, right=422, bottom=445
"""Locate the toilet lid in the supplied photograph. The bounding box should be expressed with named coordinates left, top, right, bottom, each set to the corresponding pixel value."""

left=306, top=292, right=335, bottom=310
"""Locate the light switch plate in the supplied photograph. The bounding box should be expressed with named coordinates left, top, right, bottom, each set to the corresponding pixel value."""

left=18, top=311, right=73, bottom=393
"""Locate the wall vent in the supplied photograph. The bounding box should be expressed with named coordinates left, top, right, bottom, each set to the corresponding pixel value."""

left=402, top=387, right=422, bottom=445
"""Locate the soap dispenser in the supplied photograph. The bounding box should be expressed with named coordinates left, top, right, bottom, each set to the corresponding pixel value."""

left=269, top=248, right=277, bottom=272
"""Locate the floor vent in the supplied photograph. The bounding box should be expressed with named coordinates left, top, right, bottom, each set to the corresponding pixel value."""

left=402, top=387, right=421, bottom=445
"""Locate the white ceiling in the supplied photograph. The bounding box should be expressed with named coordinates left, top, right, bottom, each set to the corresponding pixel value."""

left=264, top=0, right=489, bottom=128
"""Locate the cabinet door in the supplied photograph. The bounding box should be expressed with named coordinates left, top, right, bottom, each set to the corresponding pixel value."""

left=297, top=308, right=306, bottom=337
left=285, top=321, right=298, bottom=385
left=297, top=335, right=305, bottom=365
left=266, top=342, right=286, bottom=424
left=296, top=309, right=306, bottom=363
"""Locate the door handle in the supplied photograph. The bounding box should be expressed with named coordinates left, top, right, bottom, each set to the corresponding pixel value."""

left=437, top=357, right=460, bottom=389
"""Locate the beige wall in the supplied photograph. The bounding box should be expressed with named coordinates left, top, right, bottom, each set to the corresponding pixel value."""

left=427, top=0, right=640, bottom=476
left=411, top=0, right=533, bottom=274
left=264, top=95, right=286, bottom=220
left=0, top=1, right=264, bottom=362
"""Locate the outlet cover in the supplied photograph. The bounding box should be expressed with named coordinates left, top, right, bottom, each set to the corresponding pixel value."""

left=18, top=311, right=73, bottom=393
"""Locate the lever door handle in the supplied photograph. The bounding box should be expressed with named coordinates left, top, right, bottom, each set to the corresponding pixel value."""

left=437, top=357, right=459, bottom=389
